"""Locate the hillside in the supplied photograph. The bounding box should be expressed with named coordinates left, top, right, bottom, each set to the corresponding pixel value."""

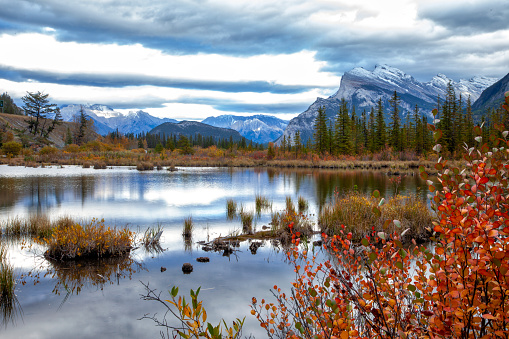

left=472, top=72, right=509, bottom=118
left=150, top=121, right=245, bottom=142
left=0, top=112, right=99, bottom=148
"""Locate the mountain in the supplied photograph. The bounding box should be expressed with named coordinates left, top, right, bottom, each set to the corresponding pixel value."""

left=277, top=64, right=498, bottom=145
left=149, top=121, right=245, bottom=142
left=59, top=104, right=178, bottom=135
left=201, top=114, right=288, bottom=144
left=471, top=72, right=509, bottom=116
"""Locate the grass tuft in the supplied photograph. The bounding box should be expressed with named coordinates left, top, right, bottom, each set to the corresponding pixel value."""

left=240, top=211, right=254, bottom=233
left=255, top=195, right=272, bottom=214
left=226, top=199, right=237, bottom=220
left=0, top=244, right=21, bottom=326
left=298, top=196, right=309, bottom=213
left=183, top=216, right=194, bottom=238
left=319, top=192, right=432, bottom=242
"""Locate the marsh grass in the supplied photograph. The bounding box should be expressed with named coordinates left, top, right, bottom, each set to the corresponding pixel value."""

left=240, top=211, right=254, bottom=233
left=1, top=215, right=73, bottom=238
left=42, top=218, right=134, bottom=260
left=0, top=245, right=21, bottom=326
left=285, top=196, right=295, bottom=214
left=183, top=216, right=194, bottom=238
left=226, top=199, right=237, bottom=220
left=298, top=196, right=309, bottom=213
left=255, top=195, right=272, bottom=215
left=319, top=192, right=432, bottom=242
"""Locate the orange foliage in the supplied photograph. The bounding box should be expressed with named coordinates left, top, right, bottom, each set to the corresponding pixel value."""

left=251, top=94, right=509, bottom=338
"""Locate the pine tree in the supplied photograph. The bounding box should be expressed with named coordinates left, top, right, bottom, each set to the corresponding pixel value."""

left=375, top=98, right=386, bottom=151
left=22, top=91, right=60, bottom=136
left=368, top=107, right=376, bottom=153
left=294, top=130, right=302, bottom=156
left=388, top=91, right=401, bottom=151
left=333, top=99, right=352, bottom=155
left=75, top=105, right=90, bottom=145
left=313, top=106, right=328, bottom=155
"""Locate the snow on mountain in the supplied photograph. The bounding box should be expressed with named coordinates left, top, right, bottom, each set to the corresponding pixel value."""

left=59, top=104, right=178, bottom=135
left=277, top=64, right=498, bottom=146
left=201, top=114, right=288, bottom=144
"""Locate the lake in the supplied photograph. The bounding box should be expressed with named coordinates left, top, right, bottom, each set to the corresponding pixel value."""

left=0, top=165, right=426, bottom=338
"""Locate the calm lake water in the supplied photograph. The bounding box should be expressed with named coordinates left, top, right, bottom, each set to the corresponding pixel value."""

left=0, top=165, right=426, bottom=338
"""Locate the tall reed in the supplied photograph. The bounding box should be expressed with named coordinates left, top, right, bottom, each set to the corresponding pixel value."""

left=240, top=211, right=254, bottom=233
left=255, top=195, right=272, bottom=214
left=226, top=199, right=237, bottom=220
left=183, top=216, right=194, bottom=238
left=0, top=244, right=21, bottom=326
left=297, top=196, right=309, bottom=213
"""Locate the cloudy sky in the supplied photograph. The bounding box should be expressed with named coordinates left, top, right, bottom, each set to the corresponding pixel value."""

left=0, top=0, right=508, bottom=121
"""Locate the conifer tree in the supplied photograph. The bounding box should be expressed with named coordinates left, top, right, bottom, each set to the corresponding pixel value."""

left=334, top=99, right=352, bottom=154
left=375, top=98, right=386, bottom=151
left=313, top=106, right=328, bottom=155
left=368, top=107, right=376, bottom=153
left=22, top=91, right=60, bottom=136
left=388, top=91, right=401, bottom=151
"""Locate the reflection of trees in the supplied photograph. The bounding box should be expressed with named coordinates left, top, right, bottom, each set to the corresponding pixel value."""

left=309, top=170, right=423, bottom=212
left=43, top=255, right=140, bottom=307
left=0, top=175, right=97, bottom=216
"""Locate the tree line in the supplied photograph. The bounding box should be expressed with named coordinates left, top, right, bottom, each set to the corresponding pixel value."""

left=308, top=85, right=509, bottom=157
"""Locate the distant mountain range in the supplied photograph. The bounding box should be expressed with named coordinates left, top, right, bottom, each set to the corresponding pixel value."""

left=149, top=121, right=245, bottom=142
left=59, top=105, right=287, bottom=143
left=58, top=65, right=506, bottom=147
left=59, top=104, right=178, bottom=135
left=277, top=64, right=499, bottom=145
left=201, top=114, right=288, bottom=144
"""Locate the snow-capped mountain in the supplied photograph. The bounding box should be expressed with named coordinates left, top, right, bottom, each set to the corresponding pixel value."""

left=60, top=104, right=178, bottom=135
left=277, top=64, right=498, bottom=145
left=201, top=114, right=288, bottom=144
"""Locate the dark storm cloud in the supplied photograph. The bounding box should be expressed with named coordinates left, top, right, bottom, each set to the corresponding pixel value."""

left=0, top=66, right=314, bottom=94
left=418, top=0, right=509, bottom=34
left=0, top=0, right=322, bottom=56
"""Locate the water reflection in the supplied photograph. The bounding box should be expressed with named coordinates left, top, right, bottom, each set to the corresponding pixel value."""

left=0, top=165, right=428, bottom=338
left=0, top=166, right=426, bottom=225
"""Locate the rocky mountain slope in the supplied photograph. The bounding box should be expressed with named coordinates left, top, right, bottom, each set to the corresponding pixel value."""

left=201, top=114, right=288, bottom=144
left=472, top=72, right=509, bottom=117
left=277, top=64, right=498, bottom=145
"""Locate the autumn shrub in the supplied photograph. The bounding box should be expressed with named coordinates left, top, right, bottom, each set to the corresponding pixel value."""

left=319, top=191, right=432, bottom=242
left=1, top=141, right=22, bottom=157
left=41, top=218, right=134, bottom=260
left=137, top=161, right=154, bottom=171
left=252, top=96, right=509, bottom=338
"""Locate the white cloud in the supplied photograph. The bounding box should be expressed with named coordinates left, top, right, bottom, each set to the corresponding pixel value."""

left=0, top=33, right=339, bottom=88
